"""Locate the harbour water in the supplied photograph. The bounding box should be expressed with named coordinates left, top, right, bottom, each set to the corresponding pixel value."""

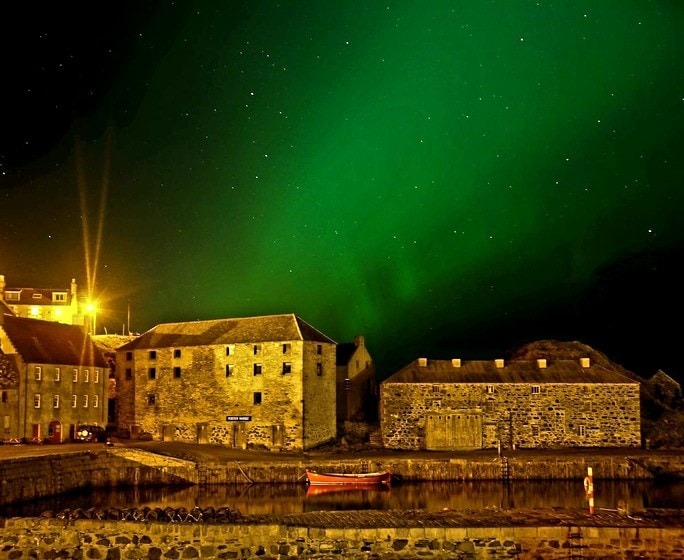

left=1, top=478, right=683, bottom=518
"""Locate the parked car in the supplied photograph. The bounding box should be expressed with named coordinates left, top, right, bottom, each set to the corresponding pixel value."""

left=74, top=425, right=106, bottom=443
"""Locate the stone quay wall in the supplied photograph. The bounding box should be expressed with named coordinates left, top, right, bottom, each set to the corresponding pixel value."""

left=0, top=517, right=683, bottom=560
left=0, top=449, right=196, bottom=506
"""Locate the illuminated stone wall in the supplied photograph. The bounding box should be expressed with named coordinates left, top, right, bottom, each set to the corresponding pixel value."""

left=380, top=382, right=641, bottom=450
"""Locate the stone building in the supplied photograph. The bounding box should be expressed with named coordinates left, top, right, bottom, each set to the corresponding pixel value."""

left=115, top=314, right=337, bottom=451
left=380, top=357, right=641, bottom=450
left=0, top=274, right=94, bottom=330
left=0, top=314, right=109, bottom=442
left=335, top=335, right=377, bottom=422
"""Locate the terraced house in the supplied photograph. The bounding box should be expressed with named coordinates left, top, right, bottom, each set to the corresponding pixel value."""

left=116, top=314, right=337, bottom=451
left=380, top=357, right=641, bottom=450
left=0, top=314, right=109, bottom=442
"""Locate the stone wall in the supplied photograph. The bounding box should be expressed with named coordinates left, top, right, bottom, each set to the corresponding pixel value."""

left=0, top=449, right=196, bottom=505
left=381, top=382, right=641, bottom=450
left=0, top=517, right=682, bottom=559
left=117, top=339, right=336, bottom=451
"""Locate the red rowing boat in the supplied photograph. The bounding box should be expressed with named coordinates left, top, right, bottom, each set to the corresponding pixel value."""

left=305, top=469, right=391, bottom=486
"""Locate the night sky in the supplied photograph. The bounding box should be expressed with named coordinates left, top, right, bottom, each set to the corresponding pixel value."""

left=2, top=1, right=683, bottom=381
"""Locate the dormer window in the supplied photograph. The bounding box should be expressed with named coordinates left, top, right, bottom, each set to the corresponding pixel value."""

left=53, top=292, right=67, bottom=302
left=5, top=291, right=20, bottom=301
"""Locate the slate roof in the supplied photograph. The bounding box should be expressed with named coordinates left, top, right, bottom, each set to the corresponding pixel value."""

left=1, top=315, right=107, bottom=367
left=383, top=358, right=638, bottom=385
left=118, top=314, right=336, bottom=351
left=3, top=287, right=72, bottom=305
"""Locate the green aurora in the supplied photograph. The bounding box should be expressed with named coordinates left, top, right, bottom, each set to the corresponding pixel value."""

left=2, top=1, right=683, bottom=379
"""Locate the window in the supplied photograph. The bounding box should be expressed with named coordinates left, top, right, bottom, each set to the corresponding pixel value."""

left=226, top=364, right=234, bottom=377
left=148, top=367, right=156, bottom=380
left=253, top=344, right=261, bottom=355
left=148, top=394, right=156, bottom=406
left=72, top=369, right=78, bottom=383
left=93, top=369, right=99, bottom=383
left=578, top=425, right=586, bottom=437
left=53, top=395, right=60, bottom=409
left=282, top=343, right=291, bottom=354
left=282, top=362, right=292, bottom=375
left=253, top=392, right=262, bottom=405
left=173, top=366, right=181, bottom=378
left=71, top=395, right=77, bottom=408
left=432, top=385, right=441, bottom=394
left=53, top=292, right=67, bottom=302
left=532, top=425, right=540, bottom=437
left=344, top=378, right=351, bottom=391
left=93, top=395, right=99, bottom=408
left=174, top=349, right=181, bottom=358
left=149, top=350, right=157, bottom=360
left=54, top=368, right=61, bottom=382
left=125, top=368, right=132, bottom=380
left=226, top=345, right=234, bottom=356
left=253, top=363, right=262, bottom=375
left=83, top=395, right=88, bottom=408
left=531, top=385, right=540, bottom=394
left=486, top=385, right=494, bottom=394
left=316, top=363, right=323, bottom=376
left=5, top=291, right=20, bottom=301
left=34, top=366, right=42, bottom=381
left=126, top=352, right=133, bottom=361
left=32, top=293, right=42, bottom=300
left=84, top=369, right=90, bottom=383
left=1, top=391, right=7, bottom=403
left=317, top=344, right=322, bottom=355
left=34, top=394, right=41, bottom=408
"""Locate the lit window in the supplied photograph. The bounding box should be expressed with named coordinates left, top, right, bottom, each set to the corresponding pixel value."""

left=34, top=366, right=42, bottom=381
left=253, top=392, right=262, bottom=405
left=83, top=395, right=88, bottom=408
left=531, top=385, right=540, bottom=394
left=30, top=306, right=39, bottom=316
left=282, top=362, right=292, bottom=375
left=316, top=363, right=323, bottom=376
left=55, top=368, right=61, bottom=382
left=72, top=369, right=78, bottom=383
left=174, top=349, right=181, bottom=358
left=34, top=394, right=41, bottom=408
left=173, top=366, right=181, bottom=378
left=93, top=370, right=99, bottom=383
left=53, top=395, right=60, bottom=408
left=253, top=363, right=262, bottom=375
left=226, top=364, right=234, bottom=377
left=71, top=395, right=77, bottom=408
left=148, top=368, right=156, bottom=380
left=84, top=369, right=89, bottom=383
left=93, top=395, right=99, bottom=408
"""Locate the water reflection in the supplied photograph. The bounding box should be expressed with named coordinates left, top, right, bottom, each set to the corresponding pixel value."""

left=1, top=479, right=682, bottom=518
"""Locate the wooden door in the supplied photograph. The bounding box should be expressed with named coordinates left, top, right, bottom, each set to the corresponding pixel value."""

left=426, top=412, right=482, bottom=450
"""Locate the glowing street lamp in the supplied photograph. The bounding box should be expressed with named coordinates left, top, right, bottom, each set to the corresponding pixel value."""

left=87, top=302, right=98, bottom=335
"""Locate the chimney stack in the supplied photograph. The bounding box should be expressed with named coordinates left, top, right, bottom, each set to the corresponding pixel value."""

left=418, top=357, right=428, bottom=367
left=580, top=357, right=591, bottom=368
left=451, top=358, right=461, bottom=368
left=495, top=358, right=504, bottom=368
left=537, top=358, right=547, bottom=369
